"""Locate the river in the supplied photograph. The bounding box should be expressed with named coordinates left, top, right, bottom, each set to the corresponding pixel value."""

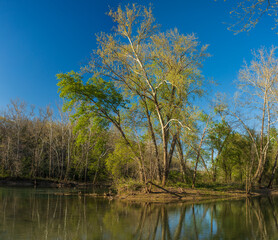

left=0, top=187, right=277, bottom=239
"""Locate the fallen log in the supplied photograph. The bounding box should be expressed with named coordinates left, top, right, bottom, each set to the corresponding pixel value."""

left=146, top=181, right=182, bottom=199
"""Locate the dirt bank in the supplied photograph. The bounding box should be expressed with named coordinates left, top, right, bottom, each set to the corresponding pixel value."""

left=113, top=186, right=278, bottom=203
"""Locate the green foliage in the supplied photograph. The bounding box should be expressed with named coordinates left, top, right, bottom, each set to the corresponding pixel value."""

left=195, top=182, right=245, bottom=191
left=114, top=178, right=144, bottom=193
left=57, top=71, right=127, bottom=122
left=208, top=120, right=231, bottom=150
left=167, top=170, right=184, bottom=183
left=106, top=142, right=135, bottom=180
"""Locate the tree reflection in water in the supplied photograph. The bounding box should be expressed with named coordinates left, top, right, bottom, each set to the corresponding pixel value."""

left=1, top=188, right=278, bottom=239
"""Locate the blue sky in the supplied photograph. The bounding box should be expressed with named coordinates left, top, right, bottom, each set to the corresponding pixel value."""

left=0, top=0, right=277, bottom=111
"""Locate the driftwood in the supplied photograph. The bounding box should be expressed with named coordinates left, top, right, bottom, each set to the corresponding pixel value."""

left=146, top=181, right=182, bottom=199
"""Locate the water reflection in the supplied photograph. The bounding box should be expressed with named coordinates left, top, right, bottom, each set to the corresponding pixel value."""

left=0, top=187, right=278, bottom=239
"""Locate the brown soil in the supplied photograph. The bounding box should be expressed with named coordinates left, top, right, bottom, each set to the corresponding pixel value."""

left=114, top=186, right=278, bottom=203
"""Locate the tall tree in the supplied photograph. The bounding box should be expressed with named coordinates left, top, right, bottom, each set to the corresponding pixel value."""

left=217, top=47, right=278, bottom=188
left=57, top=4, right=208, bottom=186
left=237, top=47, right=278, bottom=185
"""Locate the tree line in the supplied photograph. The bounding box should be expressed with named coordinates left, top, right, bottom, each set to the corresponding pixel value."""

left=0, top=100, right=109, bottom=182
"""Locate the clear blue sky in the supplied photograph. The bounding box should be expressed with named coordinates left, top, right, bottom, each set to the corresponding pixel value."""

left=0, top=0, right=276, bottom=111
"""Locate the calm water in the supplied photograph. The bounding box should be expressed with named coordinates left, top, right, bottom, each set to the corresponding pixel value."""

left=0, top=187, right=277, bottom=240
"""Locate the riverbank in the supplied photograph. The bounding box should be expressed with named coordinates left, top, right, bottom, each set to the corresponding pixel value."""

left=114, top=189, right=278, bottom=203
left=112, top=184, right=278, bottom=203
left=1, top=177, right=278, bottom=203
left=0, top=177, right=110, bottom=188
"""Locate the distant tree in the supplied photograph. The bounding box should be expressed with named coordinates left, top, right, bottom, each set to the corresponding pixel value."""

left=217, top=132, right=248, bottom=183
left=0, top=100, right=112, bottom=182
left=208, top=119, right=232, bottom=182
left=72, top=115, right=109, bottom=182
left=191, top=113, right=212, bottom=188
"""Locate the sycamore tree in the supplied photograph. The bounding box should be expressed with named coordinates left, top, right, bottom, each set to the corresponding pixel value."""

left=217, top=47, right=278, bottom=190
left=57, top=4, right=208, bottom=186
left=237, top=47, right=278, bottom=185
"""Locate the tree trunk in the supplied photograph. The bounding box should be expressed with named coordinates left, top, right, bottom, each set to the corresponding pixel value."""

left=48, top=123, right=52, bottom=178
left=177, top=139, right=190, bottom=183
left=268, top=150, right=278, bottom=189
left=253, top=93, right=267, bottom=184
left=192, top=125, right=208, bottom=188
left=142, top=97, right=162, bottom=181
left=161, top=124, right=168, bottom=186
left=166, top=134, right=178, bottom=180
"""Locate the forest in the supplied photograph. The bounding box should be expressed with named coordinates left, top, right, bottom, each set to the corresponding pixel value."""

left=1, top=4, right=278, bottom=194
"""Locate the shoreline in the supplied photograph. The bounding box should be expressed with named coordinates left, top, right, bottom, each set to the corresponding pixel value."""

left=0, top=177, right=110, bottom=188
left=113, top=187, right=278, bottom=203
left=1, top=177, right=278, bottom=203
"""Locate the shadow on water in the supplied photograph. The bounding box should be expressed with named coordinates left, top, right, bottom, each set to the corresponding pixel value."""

left=0, top=187, right=278, bottom=239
